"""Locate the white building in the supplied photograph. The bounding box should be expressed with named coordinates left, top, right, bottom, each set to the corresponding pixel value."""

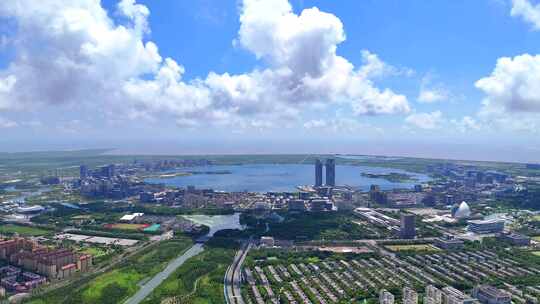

left=403, top=287, right=419, bottom=304
left=119, top=212, right=144, bottom=222
left=260, top=236, right=275, bottom=247
left=453, top=201, right=471, bottom=219
left=425, top=285, right=443, bottom=304
left=380, top=289, right=395, bottom=304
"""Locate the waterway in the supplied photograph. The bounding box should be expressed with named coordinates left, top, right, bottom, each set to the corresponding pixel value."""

left=124, top=213, right=244, bottom=304
left=145, top=164, right=430, bottom=192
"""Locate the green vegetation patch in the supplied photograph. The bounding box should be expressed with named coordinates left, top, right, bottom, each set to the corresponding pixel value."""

left=79, top=246, right=108, bottom=258
left=141, top=237, right=237, bottom=304
left=257, top=211, right=390, bottom=241
left=0, top=224, right=52, bottom=236
left=385, top=244, right=441, bottom=252
left=27, top=238, right=193, bottom=304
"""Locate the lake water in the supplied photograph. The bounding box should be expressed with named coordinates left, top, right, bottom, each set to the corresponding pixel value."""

left=145, top=164, right=430, bottom=192
left=182, top=213, right=245, bottom=236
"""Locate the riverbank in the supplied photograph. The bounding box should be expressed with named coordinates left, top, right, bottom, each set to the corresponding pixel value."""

left=140, top=238, right=237, bottom=304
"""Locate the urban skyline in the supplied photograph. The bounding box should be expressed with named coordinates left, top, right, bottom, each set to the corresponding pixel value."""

left=2, top=1, right=540, bottom=302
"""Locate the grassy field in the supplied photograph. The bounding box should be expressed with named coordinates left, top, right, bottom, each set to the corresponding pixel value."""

left=27, top=238, right=193, bottom=304
left=533, top=215, right=540, bottom=221
left=105, top=223, right=148, bottom=230
left=532, top=251, right=540, bottom=257
left=532, top=236, right=540, bottom=242
left=79, top=246, right=108, bottom=258
left=0, top=224, right=52, bottom=236
left=385, top=244, right=441, bottom=252
left=141, top=238, right=237, bottom=304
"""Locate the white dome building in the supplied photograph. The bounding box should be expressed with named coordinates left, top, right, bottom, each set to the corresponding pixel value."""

left=453, top=201, right=471, bottom=219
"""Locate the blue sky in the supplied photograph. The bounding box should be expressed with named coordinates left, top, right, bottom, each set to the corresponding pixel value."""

left=1, top=0, right=540, bottom=162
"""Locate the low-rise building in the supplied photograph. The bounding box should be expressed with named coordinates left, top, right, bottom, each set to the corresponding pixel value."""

left=442, top=286, right=479, bottom=304
left=472, top=285, right=511, bottom=304
left=119, top=213, right=144, bottom=222
left=434, top=236, right=465, bottom=250
left=468, top=219, right=504, bottom=234
left=497, top=232, right=530, bottom=246
left=260, top=236, right=275, bottom=247
left=288, top=199, right=307, bottom=212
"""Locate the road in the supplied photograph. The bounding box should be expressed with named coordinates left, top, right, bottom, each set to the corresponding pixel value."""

left=225, top=241, right=251, bottom=304
left=124, top=243, right=205, bottom=304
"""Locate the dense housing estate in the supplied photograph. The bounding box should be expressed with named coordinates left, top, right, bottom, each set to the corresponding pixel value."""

left=0, top=238, right=93, bottom=278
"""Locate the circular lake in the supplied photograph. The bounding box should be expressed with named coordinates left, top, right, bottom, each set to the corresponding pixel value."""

left=145, top=164, right=430, bottom=192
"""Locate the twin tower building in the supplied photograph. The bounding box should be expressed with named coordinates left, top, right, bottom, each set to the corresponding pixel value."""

left=315, top=159, right=335, bottom=187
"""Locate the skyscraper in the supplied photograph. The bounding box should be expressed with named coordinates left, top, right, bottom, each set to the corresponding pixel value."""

left=400, top=213, right=416, bottom=239
left=100, top=164, right=115, bottom=179
left=80, top=165, right=88, bottom=179
left=325, top=158, right=335, bottom=186
left=315, top=159, right=323, bottom=187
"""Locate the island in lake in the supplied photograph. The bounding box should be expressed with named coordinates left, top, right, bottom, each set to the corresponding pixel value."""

left=155, top=170, right=232, bottom=179
left=361, top=172, right=418, bottom=183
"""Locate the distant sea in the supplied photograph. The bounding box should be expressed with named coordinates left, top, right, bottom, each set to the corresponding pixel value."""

left=145, top=164, right=431, bottom=192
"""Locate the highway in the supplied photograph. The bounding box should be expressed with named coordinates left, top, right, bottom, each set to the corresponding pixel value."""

left=224, top=241, right=251, bottom=304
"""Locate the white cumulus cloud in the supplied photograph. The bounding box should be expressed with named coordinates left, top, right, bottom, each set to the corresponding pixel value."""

left=450, top=116, right=480, bottom=133
left=511, top=0, right=540, bottom=30
left=417, top=74, right=450, bottom=103
left=0, top=117, right=17, bottom=128
left=476, top=54, right=540, bottom=114
left=303, top=118, right=382, bottom=134
left=473, top=4, right=540, bottom=133
left=0, top=0, right=410, bottom=129
left=405, top=111, right=443, bottom=130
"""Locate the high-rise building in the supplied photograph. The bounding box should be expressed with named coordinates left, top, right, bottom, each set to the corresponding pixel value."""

left=400, top=213, right=416, bottom=239
left=403, top=287, right=419, bottom=304
left=100, top=164, right=115, bottom=179
left=369, top=185, right=388, bottom=205
left=315, top=159, right=323, bottom=187
left=325, top=158, right=335, bottom=186
left=425, top=285, right=443, bottom=304
left=380, top=289, right=395, bottom=304
left=80, top=165, right=88, bottom=179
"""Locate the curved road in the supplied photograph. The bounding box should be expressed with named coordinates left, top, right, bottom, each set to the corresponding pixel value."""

left=225, top=242, right=251, bottom=304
